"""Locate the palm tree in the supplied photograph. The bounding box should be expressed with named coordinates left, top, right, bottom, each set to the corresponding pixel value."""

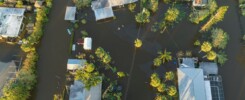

left=167, top=86, right=177, bottom=97
left=134, top=38, right=142, bottom=48
left=150, top=73, right=161, bottom=87
left=200, top=42, right=212, bottom=52
left=158, top=49, right=172, bottom=64
left=153, top=58, right=162, bottom=67
left=165, top=71, right=174, bottom=81
left=206, top=51, right=217, bottom=61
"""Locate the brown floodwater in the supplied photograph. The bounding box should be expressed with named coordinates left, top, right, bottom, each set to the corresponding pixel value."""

left=30, top=0, right=245, bottom=100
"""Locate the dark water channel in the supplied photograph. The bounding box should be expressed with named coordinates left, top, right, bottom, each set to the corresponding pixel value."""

left=30, top=0, right=245, bottom=100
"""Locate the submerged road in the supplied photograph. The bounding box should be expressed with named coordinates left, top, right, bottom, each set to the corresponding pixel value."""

left=31, top=0, right=70, bottom=99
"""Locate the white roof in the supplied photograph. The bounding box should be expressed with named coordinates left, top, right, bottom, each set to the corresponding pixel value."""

left=93, top=7, right=114, bottom=21
left=65, top=6, right=76, bottom=20
left=0, top=7, right=25, bottom=37
left=91, top=0, right=138, bottom=21
left=83, top=37, right=92, bottom=50
left=69, top=80, right=102, bottom=100
left=177, top=68, right=207, bottom=100
left=67, top=59, right=86, bottom=70
left=204, top=80, right=212, bottom=100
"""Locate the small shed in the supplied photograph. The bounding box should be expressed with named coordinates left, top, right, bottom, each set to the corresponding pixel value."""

left=65, top=6, right=76, bottom=21
left=83, top=37, right=92, bottom=50
left=199, top=62, right=218, bottom=75
left=67, top=59, right=86, bottom=70
left=34, top=1, right=44, bottom=8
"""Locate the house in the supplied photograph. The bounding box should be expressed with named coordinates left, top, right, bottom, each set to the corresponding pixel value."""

left=91, top=0, right=138, bottom=21
left=69, top=80, right=102, bottom=100
left=177, top=68, right=211, bottom=100
left=177, top=57, right=225, bottom=100
left=91, top=0, right=114, bottom=21
left=65, top=6, right=76, bottom=21
left=0, top=7, right=25, bottom=38
left=83, top=37, right=92, bottom=50
left=67, top=59, right=86, bottom=71
left=193, top=0, right=208, bottom=7
left=0, top=61, right=18, bottom=96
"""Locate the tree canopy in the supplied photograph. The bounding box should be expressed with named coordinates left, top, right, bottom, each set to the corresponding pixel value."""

left=201, top=42, right=212, bottom=52
left=135, top=8, right=151, bottom=23
left=134, top=38, right=143, bottom=48
left=73, top=0, right=91, bottom=9
left=211, top=28, right=229, bottom=49
left=165, top=71, right=174, bottom=81
left=207, top=51, right=217, bottom=61
left=167, top=86, right=177, bottom=96
left=200, top=6, right=229, bottom=32
left=165, top=7, right=180, bottom=23
left=150, top=73, right=161, bottom=87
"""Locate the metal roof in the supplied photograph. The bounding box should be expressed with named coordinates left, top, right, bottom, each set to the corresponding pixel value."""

left=179, top=58, right=196, bottom=68
left=65, top=6, right=76, bottom=21
left=83, top=37, right=92, bottom=50
left=69, top=80, right=102, bottom=100
left=199, top=62, right=218, bottom=75
left=91, top=0, right=138, bottom=21
left=67, top=59, right=86, bottom=70
left=177, top=68, right=207, bottom=100
left=0, top=7, right=25, bottom=37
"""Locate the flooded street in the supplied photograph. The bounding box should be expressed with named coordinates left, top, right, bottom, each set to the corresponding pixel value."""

left=31, top=0, right=70, bottom=99
left=30, top=0, right=245, bottom=100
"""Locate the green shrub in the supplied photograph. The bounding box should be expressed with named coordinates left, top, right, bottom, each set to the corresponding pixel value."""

left=216, top=51, right=228, bottom=65
left=1, top=52, right=38, bottom=100
left=163, top=0, right=170, bottom=4
left=211, top=28, right=229, bottom=49
left=16, top=0, right=23, bottom=8
left=135, top=8, right=151, bottom=23
left=128, top=3, right=136, bottom=12
left=81, top=19, right=87, bottom=24
left=74, top=23, right=79, bottom=29
left=75, top=66, right=102, bottom=90
left=46, top=0, right=53, bottom=8
left=21, top=7, right=49, bottom=52
left=73, top=0, right=92, bottom=9
left=81, top=30, right=88, bottom=37
left=194, top=40, right=201, bottom=46
left=189, top=0, right=217, bottom=24
left=148, top=0, right=159, bottom=13
left=189, top=10, right=210, bottom=24
left=95, top=47, right=112, bottom=64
